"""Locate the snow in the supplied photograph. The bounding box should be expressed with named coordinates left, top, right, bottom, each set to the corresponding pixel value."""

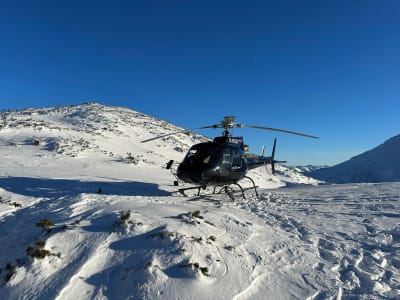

left=0, top=103, right=399, bottom=299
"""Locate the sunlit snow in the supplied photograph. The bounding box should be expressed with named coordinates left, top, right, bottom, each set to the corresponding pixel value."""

left=0, top=103, right=399, bottom=299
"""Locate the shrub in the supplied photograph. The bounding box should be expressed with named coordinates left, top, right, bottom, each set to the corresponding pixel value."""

left=191, top=210, right=203, bottom=219
left=199, top=267, right=209, bottom=276
left=182, top=262, right=210, bottom=276
left=36, top=218, right=55, bottom=229
left=149, top=230, right=175, bottom=239
left=121, top=210, right=131, bottom=222
left=114, top=210, right=139, bottom=229
left=207, top=235, right=216, bottom=242
left=34, top=240, right=46, bottom=248
left=3, top=263, right=16, bottom=284
left=26, top=246, right=50, bottom=259
left=123, top=152, right=138, bottom=164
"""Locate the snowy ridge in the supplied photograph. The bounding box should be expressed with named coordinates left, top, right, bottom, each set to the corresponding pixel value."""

left=0, top=102, right=206, bottom=163
left=0, top=103, right=399, bottom=299
left=0, top=102, right=315, bottom=188
left=310, top=134, right=400, bottom=183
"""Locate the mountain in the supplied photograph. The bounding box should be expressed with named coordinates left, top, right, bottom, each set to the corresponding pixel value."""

left=310, top=134, right=400, bottom=183
left=0, top=103, right=399, bottom=299
left=0, top=102, right=316, bottom=189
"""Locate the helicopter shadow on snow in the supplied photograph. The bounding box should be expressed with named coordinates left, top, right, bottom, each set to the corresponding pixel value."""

left=0, top=176, right=171, bottom=198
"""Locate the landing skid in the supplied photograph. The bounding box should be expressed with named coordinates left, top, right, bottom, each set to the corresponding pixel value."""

left=213, top=176, right=259, bottom=200
left=178, top=185, right=206, bottom=197
left=177, top=176, right=259, bottom=200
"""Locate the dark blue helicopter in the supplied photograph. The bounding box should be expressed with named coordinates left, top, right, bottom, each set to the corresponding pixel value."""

left=142, top=116, right=318, bottom=199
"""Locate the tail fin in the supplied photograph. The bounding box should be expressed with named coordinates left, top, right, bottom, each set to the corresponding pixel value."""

left=271, top=138, right=277, bottom=174
left=271, top=138, right=287, bottom=175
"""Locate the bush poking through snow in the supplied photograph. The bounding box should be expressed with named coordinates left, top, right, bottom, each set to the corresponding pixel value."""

left=2, top=263, right=16, bottom=284
left=26, top=248, right=50, bottom=259
left=191, top=210, right=203, bottom=219
left=121, top=210, right=131, bottom=222
left=149, top=230, right=175, bottom=240
left=191, top=236, right=203, bottom=243
left=36, top=218, right=56, bottom=234
left=182, top=262, right=210, bottom=277
left=224, top=245, right=235, bottom=251
left=34, top=240, right=46, bottom=248
left=0, top=196, right=22, bottom=208
left=114, top=210, right=143, bottom=230
left=36, top=218, right=55, bottom=230
left=26, top=240, right=51, bottom=259
left=207, top=235, right=216, bottom=242
left=26, top=240, right=61, bottom=260
left=122, top=152, right=138, bottom=164
left=199, top=267, right=209, bottom=276
left=181, top=210, right=207, bottom=225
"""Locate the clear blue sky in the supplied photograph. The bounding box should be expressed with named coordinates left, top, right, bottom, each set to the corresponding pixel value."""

left=1, top=0, right=399, bottom=166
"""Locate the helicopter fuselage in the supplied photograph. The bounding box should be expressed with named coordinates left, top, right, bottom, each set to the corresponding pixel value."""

left=176, top=136, right=273, bottom=186
left=177, top=141, right=246, bottom=185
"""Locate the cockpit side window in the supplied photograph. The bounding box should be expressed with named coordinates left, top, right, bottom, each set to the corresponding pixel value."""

left=183, top=143, right=221, bottom=165
left=232, top=148, right=242, bottom=168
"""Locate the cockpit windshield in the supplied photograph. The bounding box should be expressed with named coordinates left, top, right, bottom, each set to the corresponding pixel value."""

left=183, top=143, right=221, bottom=166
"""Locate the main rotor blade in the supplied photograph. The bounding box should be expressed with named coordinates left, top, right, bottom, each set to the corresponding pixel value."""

left=140, top=125, right=218, bottom=143
left=243, top=125, right=319, bottom=139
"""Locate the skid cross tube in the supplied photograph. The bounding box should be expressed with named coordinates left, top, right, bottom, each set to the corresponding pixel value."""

left=213, top=183, right=245, bottom=200
left=178, top=185, right=206, bottom=197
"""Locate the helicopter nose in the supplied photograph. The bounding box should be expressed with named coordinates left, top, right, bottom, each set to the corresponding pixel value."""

left=177, top=165, right=199, bottom=184
left=201, top=166, right=219, bottom=181
left=177, top=163, right=211, bottom=185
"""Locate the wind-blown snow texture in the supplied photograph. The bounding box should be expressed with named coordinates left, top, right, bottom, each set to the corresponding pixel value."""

left=0, top=103, right=399, bottom=299
left=310, top=134, right=400, bottom=183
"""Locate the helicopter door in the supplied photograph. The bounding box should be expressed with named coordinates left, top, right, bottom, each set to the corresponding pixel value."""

left=220, top=148, right=231, bottom=176
left=231, top=148, right=243, bottom=172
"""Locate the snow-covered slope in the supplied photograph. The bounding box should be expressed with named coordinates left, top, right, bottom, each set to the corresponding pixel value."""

left=0, top=102, right=315, bottom=188
left=310, top=134, right=400, bottom=183
left=0, top=102, right=206, bottom=168
left=0, top=103, right=399, bottom=299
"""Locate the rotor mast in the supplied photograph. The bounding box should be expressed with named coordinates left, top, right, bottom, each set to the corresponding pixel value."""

left=221, top=116, right=236, bottom=138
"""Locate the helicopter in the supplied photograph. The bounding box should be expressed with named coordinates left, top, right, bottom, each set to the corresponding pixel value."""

left=141, top=116, right=318, bottom=199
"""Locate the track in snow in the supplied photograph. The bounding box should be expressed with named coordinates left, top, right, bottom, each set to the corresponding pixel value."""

left=233, top=183, right=400, bottom=299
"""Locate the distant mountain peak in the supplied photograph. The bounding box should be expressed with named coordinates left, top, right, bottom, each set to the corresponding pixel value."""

left=310, top=134, right=400, bottom=183
left=383, top=134, right=400, bottom=144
